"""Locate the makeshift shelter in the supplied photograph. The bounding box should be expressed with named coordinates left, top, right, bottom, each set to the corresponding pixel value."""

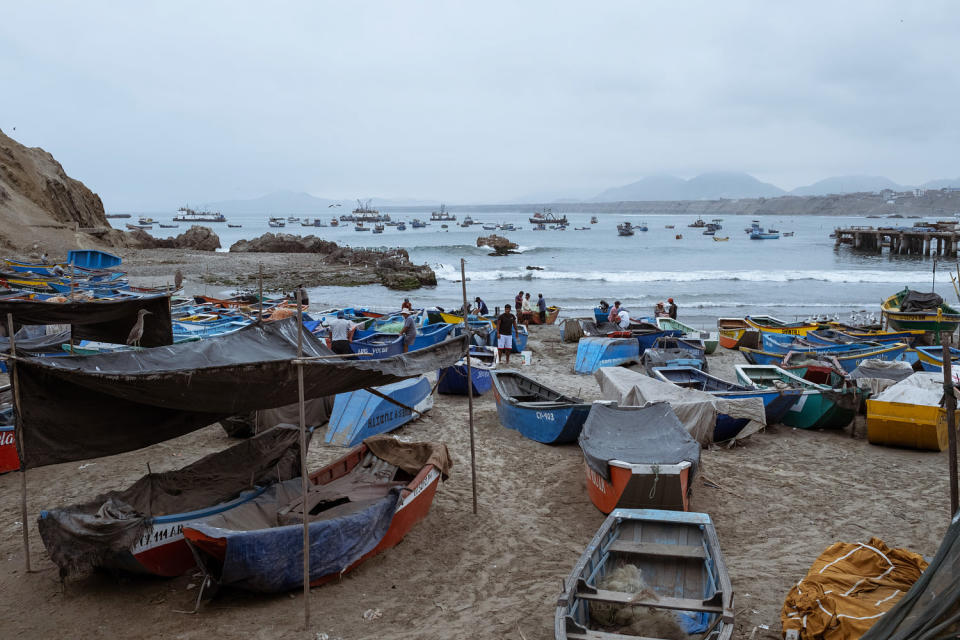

left=0, top=294, right=173, bottom=347
left=781, top=537, right=930, bottom=640
left=860, top=510, right=960, bottom=640
left=593, top=367, right=765, bottom=445
left=13, top=317, right=468, bottom=468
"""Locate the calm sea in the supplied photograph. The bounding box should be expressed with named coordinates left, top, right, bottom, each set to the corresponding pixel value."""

left=115, top=210, right=959, bottom=328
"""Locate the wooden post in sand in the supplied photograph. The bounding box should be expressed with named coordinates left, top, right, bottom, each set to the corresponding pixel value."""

left=258, top=263, right=264, bottom=323
left=295, top=289, right=311, bottom=629
left=460, top=259, right=478, bottom=515
left=7, top=313, right=30, bottom=572
left=941, top=318, right=959, bottom=516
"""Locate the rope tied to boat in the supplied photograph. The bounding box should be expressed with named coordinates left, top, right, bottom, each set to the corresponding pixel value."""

left=648, top=464, right=660, bottom=499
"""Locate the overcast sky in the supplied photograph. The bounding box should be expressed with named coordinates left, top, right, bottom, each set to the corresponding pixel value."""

left=2, top=2, right=958, bottom=210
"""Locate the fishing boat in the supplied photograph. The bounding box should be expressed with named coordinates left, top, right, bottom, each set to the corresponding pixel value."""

left=590, top=216, right=598, bottom=224
left=268, top=217, right=286, bottom=228
left=734, top=364, right=859, bottom=430
left=329, top=218, right=339, bottom=227
left=430, top=204, right=456, bottom=221
left=656, top=318, right=718, bottom=354
left=616, top=222, right=634, bottom=236
left=716, top=318, right=759, bottom=350
left=651, top=366, right=801, bottom=425
left=372, top=223, right=384, bottom=234
left=354, top=223, right=371, bottom=232
left=67, top=250, right=122, bottom=269
left=227, top=223, right=243, bottom=228
left=805, top=328, right=922, bottom=345
left=397, top=222, right=406, bottom=230
left=757, top=331, right=875, bottom=355
left=529, top=208, right=568, bottom=225
left=579, top=403, right=700, bottom=513
left=481, top=223, right=497, bottom=231
left=325, top=377, right=433, bottom=447
left=350, top=333, right=404, bottom=358
left=783, top=231, right=795, bottom=237
left=688, top=216, right=707, bottom=228
left=461, top=215, right=474, bottom=226
left=912, top=345, right=960, bottom=372
left=411, top=218, right=427, bottom=228
left=636, top=221, right=648, bottom=231
left=574, top=337, right=640, bottom=374
left=1, top=390, right=16, bottom=474
left=555, top=508, right=734, bottom=640
left=410, top=322, right=454, bottom=351
left=739, top=341, right=908, bottom=373
left=881, top=288, right=960, bottom=333
left=665, top=224, right=675, bottom=229
left=703, top=228, right=716, bottom=236
left=173, top=207, right=227, bottom=223
left=105, top=213, right=131, bottom=219
left=641, top=346, right=706, bottom=376
left=750, top=230, right=780, bottom=239
left=182, top=436, right=449, bottom=592
left=867, top=373, right=957, bottom=451
left=743, top=315, right=820, bottom=336
left=437, top=346, right=496, bottom=395
left=525, top=305, right=561, bottom=325
left=158, top=223, right=179, bottom=229
left=490, top=370, right=591, bottom=444
left=713, top=236, right=729, bottom=242
left=533, top=223, right=547, bottom=231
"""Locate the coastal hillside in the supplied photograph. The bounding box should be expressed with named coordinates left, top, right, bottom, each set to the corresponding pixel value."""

left=0, top=129, right=126, bottom=253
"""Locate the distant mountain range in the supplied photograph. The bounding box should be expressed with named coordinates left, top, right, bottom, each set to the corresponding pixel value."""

left=591, top=172, right=960, bottom=202
left=201, top=190, right=438, bottom=214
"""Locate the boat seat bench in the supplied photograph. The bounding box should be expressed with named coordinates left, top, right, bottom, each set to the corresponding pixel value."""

left=606, top=540, right=706, bottom=560
left=574, top=579, right=724, bottom=614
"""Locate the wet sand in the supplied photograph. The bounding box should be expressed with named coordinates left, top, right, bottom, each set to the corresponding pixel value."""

left=0, top=324, right=951, bottom=639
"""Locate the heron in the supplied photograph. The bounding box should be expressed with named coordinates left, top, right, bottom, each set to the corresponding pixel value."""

left=126, top=309, right=153, bottom=347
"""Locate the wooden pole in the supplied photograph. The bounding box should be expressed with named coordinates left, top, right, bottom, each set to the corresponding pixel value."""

left=941, top=319, right=959, bottom=517
left=7, top=313, right=30, bottom=572
left=295, top=289, right=310, bottom=629
left=460, top=259, right=478, bottom=515
left=69, top=264, right=75, bottom=354
left=258, top=263, right=264, bottom=324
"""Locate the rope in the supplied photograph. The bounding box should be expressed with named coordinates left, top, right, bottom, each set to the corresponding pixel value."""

left=648, top=463, right=660, bottom=499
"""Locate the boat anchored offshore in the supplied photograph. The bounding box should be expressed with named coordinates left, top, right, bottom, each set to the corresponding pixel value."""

left=529, top=207, right=568, bottom=226
left=174, top=206, right=227, bottom=223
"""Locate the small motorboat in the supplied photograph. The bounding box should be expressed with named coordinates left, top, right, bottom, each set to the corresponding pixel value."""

left=734, top=364, right=860, bottom=430
left=556, top=508, right=734, bottom=639
left=437, top=345, right=496, bottom=395
left=325, top=376, right=433, bottom=447
left=350, top=333, right=404, bottom=358
left=574, top=337, right=640, bottom=374
left=490, top=370, right=591, bottom=444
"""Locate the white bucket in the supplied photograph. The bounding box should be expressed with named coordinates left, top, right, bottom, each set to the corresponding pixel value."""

left=521, top=350, right=532, bottom=365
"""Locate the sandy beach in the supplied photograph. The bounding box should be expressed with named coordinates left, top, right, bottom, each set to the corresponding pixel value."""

left=0, top=319, right=951, bottom=640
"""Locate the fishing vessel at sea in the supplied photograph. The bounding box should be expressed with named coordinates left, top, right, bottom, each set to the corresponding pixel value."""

left=173, top=206, right=227, bottom=223
left=430, top=204, right=456, bottom=221
left=529, top=207, right=568, bottom=226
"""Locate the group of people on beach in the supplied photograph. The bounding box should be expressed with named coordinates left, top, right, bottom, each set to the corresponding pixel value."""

left=605, top=298, right=677, bottom=329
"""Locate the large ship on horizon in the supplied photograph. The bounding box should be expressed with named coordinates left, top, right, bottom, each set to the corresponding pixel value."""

left=430, top=203, right=456, bottom=221
left=173, top=206, right=227, bottom=223
left=529, top=207, right=568, bottom=226
left=352, top=198, right=389, bottom=223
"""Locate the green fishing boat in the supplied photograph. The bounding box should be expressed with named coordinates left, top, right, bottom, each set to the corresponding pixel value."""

left=655, top=317, right=718, bottom=354
left=881, top=288, right=960, bottom=334
left=734, top=364, right=860, bottom=429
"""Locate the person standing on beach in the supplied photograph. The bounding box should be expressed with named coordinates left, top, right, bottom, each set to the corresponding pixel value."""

left=400, top=308, right=417, bottom=353
left=667, top=297, right=678, bottom=319
left=521, top=293, right=534, bottom=325
left=496, top=304, right=516, bottom=364
left=328, top=311, right=358, bottom=355
left=401, top=298, right=413, bottom=312
left=537, top=293, right=547, bottom=323
left=515, top=290, right=524, bottom=312
left=608, top=301, right=622, bottom=324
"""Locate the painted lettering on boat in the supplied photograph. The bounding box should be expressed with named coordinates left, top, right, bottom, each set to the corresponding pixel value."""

left=132, top=522, right=185, bottom=553
left=367, top=407, right=411, bottom=430
left=0, top=432, right=15, bottom=447
left=586, top=466, right=607, bottom=494
left=535, top=411, right=555, bottom=421
left=399, top=468, right=440, bottom=510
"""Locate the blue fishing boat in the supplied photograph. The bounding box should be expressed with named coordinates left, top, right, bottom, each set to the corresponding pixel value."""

left=651, top=365, right=801, bottom=424
left=631, top=322, right=683, bottom=354
left=574, top=337, right=640, bottom=374
left=410, top=323, right=453, bottom=351
left=804, top=328, right=920, bottom=346
left=750, top=230, right=780, bottom=240
left=490, top=370, right=591, bottom=444
left=437, top=346, right=496, bottom=395
left=593, top=306, right=611, bottom=324
left=739, top=342, right=908, bottom=373
left=350, top=333, right=404, bottom=359
left=913, top=345, right=960, bottom=372
left=67, top=250, right=122, bottom=269
left=325, top=376, right=433, bottom=447
left=760, top=331, right=874, bottom=354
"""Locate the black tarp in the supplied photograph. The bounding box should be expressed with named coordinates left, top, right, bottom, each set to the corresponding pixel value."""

left=0, top=329, right=72, bottom=355
left=900, top=290, right=944, bottom=313
left=860, top=510, right=960, bottom=640
left=0, top=294, right=173, bottom=347
left=37, top=424, right=308, bottom=576
left=15, top=317, right=468, bottom=468
left=578, top=402, right=701, bottom=481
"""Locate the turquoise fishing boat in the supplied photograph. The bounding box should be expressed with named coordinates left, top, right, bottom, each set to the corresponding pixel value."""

left=734, top=364, right=859, bottom=429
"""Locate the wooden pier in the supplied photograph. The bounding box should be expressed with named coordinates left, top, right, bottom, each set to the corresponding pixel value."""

left=834, top=224, right=960, bottom=257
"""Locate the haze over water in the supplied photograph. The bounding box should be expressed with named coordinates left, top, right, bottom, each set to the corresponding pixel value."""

left=116, top=210, right=960, bottom=327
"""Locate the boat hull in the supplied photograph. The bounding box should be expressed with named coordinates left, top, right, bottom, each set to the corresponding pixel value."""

left=437, top=363, right=493, bottom=395
left=656, top=318, right=718, bottom=354
left=325, top=377, right=433, bottom=447
left=585, top=461, right=691, bottom=514
left=574, top=337, right=639, bottom=374
left=490, top=370, right=590, bottom=444
left=740, top=342, right=907, bottom=373
left=0, top=426, right=19, bottom=474
left=350, top=333, right=404, bottom=359
left=866, top=399, right=953, bottom=451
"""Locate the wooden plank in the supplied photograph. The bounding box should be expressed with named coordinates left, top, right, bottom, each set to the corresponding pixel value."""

left=607, top=540, right=705, bottom=559
left=575, top=587, right=724, bottom=614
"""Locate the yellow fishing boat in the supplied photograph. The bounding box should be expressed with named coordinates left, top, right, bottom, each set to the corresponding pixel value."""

left=743, top=315, right=820, bottom=336
left=866, top=398, right=954, bottom=451
left=881, top=288, right=960, bottom=333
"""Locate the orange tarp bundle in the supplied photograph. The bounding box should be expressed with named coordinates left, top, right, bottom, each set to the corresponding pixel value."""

left=781, top=537, right=928, bottom=640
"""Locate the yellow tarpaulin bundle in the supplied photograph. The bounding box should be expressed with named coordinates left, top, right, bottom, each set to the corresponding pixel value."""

left=781, top=537, right=928, bottom=640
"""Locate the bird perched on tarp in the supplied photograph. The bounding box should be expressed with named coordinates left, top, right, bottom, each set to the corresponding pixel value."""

left=126, top=309, right=152, bottom=347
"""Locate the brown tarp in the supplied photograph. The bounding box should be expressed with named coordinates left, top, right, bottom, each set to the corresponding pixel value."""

left=365, top=434, right=453, bottom=479
left=781, top=537, right=929, bottom=639
left=37, top=425, right=308, bottom=576
left=14, top=317, right=468, bottom=468
left=0, top=294, right=173, bottom=347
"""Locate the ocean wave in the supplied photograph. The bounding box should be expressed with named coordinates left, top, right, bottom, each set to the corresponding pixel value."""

left=433, top=266, right=936, bottom=284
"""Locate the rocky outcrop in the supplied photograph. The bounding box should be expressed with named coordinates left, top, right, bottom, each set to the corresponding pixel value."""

left=126, top=225, right=221, bottom=251
left=0, top=129, right=129, bottom=253
left=229, top=233, right=436, bottom=290
left=477, top=234, right=519, bottom=256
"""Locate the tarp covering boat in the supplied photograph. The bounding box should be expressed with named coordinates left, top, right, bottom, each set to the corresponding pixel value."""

left=860, top=510, right=960, bottom=640
left=0, top=293, right=173, bottom=347
left=38, top=425, right=307, bottom=577
left=0, top=328, right=72, bottom=355
left=579, top=402, right=700, bottom=482
left=849, top=360, right=916, bottom=396
left=899, top=290, right=943, bottom=312
left=781, top=537, right=929, bottom=640
left=14, top=317, right=467, bottom=468
left=593, top=367, right=765, bottom=445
